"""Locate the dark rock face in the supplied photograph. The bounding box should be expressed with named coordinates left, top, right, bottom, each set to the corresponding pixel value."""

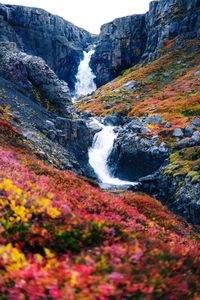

left=0, top=75, right=96, bottom=177
left=158, top=173, right=200, bottom=225
left=108, top=128, right=169, bottom=181
left=143, top=0, right=200, bottom=61
left=42, top=117, right=96, bottom=177
left=90, top=15, right=146, bottom=87
left=0, top=42, right=72, bottom=115
left=0, top=4, right=92, bottom=90
left=138, top=169, right=200, bottom=225
left=91, top=0, right=200, bottom=87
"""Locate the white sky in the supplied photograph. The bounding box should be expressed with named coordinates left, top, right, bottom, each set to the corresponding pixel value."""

left=1, top=0, right=151, bottom=34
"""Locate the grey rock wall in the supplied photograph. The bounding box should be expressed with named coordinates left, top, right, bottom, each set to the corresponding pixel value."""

left=0, top=4, right=93, bottom=90
left=91, top=0, right=200, bottom=87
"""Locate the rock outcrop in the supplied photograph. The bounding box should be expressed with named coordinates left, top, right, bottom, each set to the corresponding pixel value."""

left=0, top=4, right=92, bottom=90
left=0, top=42, right=72, bottom=115
left=90, top=15, right=146, bottom=87
left=108, top=119, right=169, bottom=181
left=138, top=166, right=200, bottom=225
left=91, top=0, right=200, bottom=86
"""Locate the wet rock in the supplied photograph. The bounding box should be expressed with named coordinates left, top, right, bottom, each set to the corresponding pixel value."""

left=108, top=130, right=169, bottom=181
left=81, top=110, right=92, bottom=119
left=103, top=114, right=123, bottom=126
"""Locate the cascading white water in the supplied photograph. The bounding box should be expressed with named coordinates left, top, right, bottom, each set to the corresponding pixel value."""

left=89, top=119, right=137, bottom=186
left=73, top=47, right=96, bottom=100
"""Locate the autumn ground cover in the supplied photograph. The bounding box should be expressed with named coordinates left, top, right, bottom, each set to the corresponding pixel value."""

left=0, top=115, right=200, bottom=299
left=77, top=39, right=200, bottom=131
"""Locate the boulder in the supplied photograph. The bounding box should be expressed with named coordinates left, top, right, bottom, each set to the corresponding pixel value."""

left=46, top=120, right=55, bottom=128
left=144, top=114, right=162, bottom=125
left=192, top=117, right=200, bottom=127
left=192, top=131, right=200, bottom=143
left=108, top=130, right=169, bottom=181
left=103, top=114, right=123, bottom=126
left=123, top=80, right=138, bottom=90
left=184, top=124, right=194, bottom=137
left=164, top=122, right=171, bottom=128
left=172, top=128, right=184, bottom=137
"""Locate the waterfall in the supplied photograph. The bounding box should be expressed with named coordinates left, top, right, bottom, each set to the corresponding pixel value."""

left=73, top=47, right=96, bottom=100
left=89, top=119, right=137, bottom=186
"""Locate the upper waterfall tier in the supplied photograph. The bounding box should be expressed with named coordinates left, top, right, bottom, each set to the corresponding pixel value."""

left=73, top=48, right=96, bottom=100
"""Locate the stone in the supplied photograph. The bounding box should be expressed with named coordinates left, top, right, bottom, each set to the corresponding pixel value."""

left=123, top=80, right=138, bottom=90
left=47, top=130, right=57, bottom=140
left=194, top=71, right=200, bottom=76
left=144, top=114, right=162, bottom=125
left=186, top=90, right=195, bottom=94
left=103, top=115, right=123, bottom=126
left=125, top=118, right=143, bottom=128
left=55, top=117, right=68, bottom=130
left=192, top=131, right=200, bottom=143
left=107, top=129, right=169, bottom=181
left=164, top=122, right=171, bottom=128
left=192, top=118, right=200, bottom=127
left=87, top=119, right=102, bottom=133
left=184, top=125, right=194, bottom=137
left=169, top=21, right=179, bottom=36
left=45, top=120, right=55, bottom=129
left=172, top=128, right=184, bottom=137
left=175, top=138, right=196, bottom=150
left=82, top=110, right=91, bottom=119
left=141, top=127, right=151, bottom=134
left=152, top=135, right=159, bottom=142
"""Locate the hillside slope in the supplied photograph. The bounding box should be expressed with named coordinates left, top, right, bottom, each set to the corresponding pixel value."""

left=0, top=115, right=200, bottom=299
left=77, top=39, right=200, bottom=224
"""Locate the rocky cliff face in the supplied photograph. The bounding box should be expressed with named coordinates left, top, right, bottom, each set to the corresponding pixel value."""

left=0, top=42, right=72, bottom=115
left=0, top=42, right=95, bottom=175
left=90, top=15, right=146, bottom=87
left=91, top=0, right=200, bottom=87
left=0, top=4, right=92, bottom=90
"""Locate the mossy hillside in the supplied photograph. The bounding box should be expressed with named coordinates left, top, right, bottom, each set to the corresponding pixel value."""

left=163, top=146, right=200, bottom=183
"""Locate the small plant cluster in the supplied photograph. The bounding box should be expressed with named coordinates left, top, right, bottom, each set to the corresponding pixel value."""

left=164, top=146, right=200, bottom=183
left=0, top=117, right=200, bottom=299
